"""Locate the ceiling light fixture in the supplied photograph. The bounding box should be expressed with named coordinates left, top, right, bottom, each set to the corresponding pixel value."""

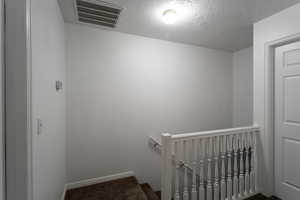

left=162, top=9, right=178, bottom=24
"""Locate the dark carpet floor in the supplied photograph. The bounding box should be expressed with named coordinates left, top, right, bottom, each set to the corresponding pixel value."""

left=245, top=194, right=281, bottom=200
left=65, top=176, right=280, bottom=200
left=65, top=176, right=148, bottom=200
left=140, top=183, right=160, bottom=200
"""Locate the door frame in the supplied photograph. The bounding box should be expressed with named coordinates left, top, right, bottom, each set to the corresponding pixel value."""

left=5, top=0, right=33, bottom=199
left=259, top=32, right=300, bottom=196
left=0, top=0, right=4, bottom=199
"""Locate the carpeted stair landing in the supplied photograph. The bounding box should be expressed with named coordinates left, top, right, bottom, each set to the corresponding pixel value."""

left=65, top=176, right=160, bottom=200
left=64, top=176, right=279, bottom=200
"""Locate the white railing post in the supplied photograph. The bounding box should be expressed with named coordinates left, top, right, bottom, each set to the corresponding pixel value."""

left=199, top=138, right=205, bottom=200
left=207, top=137, right=213, bottom=200
left=227, top=135, right=233, bottom=200
left=183, top=140, right=189, bottom=200
left=220, top=136, right=226, bottom=200
left=174, top=141, right=180, bottom=200
left=214, top=136, right=220, bottom=200
left=192, top=139, right=198, bottom=200
left=244, top=132, right=250, bottom=196
left=238, top=134, right=245, bottom=198
left=161, top=133, right=172, bottom=200
left=249, top=131, right=255, bottom=194
left=233, top=134, right=239, bottom=200
left=254, top=130, right=258, bottom=193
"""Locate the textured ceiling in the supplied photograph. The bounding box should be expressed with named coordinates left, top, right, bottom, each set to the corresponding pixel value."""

left=59, top=0, right=300, bottom=51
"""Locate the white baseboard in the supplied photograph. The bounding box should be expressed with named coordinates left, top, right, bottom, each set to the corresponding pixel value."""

left=66, top=171, right=136, bottom=190
left=61, top=184, right=67, bottom=200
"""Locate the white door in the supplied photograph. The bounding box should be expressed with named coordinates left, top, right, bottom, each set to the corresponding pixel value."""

left=275, top=41, right=300, bottom=200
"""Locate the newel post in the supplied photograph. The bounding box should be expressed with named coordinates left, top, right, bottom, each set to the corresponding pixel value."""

left=161, top=133, right=172, bottom=200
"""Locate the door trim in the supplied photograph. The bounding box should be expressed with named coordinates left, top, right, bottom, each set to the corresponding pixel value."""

left=5, top=0, right=33, bottom=199
left=260, top=32, right=300, bottom=196
left=0, top=0, right=4, bottom=199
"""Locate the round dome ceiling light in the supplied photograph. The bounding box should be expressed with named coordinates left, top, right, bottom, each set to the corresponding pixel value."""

left=162, top=9, right=178, bottom=24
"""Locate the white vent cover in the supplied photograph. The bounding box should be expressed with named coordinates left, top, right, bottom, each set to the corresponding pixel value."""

left=75, top=0, right=122, bottom=28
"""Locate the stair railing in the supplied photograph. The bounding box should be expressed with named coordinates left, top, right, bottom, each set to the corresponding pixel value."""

left=161, top=125, right=260, bottom=200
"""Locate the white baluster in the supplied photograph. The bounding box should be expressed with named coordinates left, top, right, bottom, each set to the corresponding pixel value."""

left=199, top=138, right=205, bottom=200
left=227, top=135, right=233, bottom=200
left=254, top=130, right=258, bottom=192
left=244, top=132, right=250, bottom=196
left=233, top=135, right=239, bottom=200
left=192, top=139, right=197, bottom=200
left=220, top=136, right=226, bottom=200
left=183, top=140, right=189, bottom=200
left=161, top=133, right=172, bottom=200
left=174, top=142, right=180, bottom=200
left=250, top=130, right=258, bottom=193
left=238, top=134, right=245, bottom=198
left=214, top=136, right=220, bottom=200
left=207, top=137, right=213, bottom=200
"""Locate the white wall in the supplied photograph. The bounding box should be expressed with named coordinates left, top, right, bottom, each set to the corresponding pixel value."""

left=0, top=0, right=3, bottom=198
left=233, top=47, right=253, bottom=127
left=254, top=2, right=300, bottom=196
left=31, top=0, right=66, bottom=199
left=66, top=23, right=233, bottom=190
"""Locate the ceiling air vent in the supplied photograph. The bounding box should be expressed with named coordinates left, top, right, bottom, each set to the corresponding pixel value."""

left=75, top=0, right=122, bottom=28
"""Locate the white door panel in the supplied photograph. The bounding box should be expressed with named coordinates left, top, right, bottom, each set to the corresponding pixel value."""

left=275, top=41, right=300, bottom=200
left=284, top=76, right=300, bottom=124
left=284, top=49, right=300, bottom=67
left=282, top=138, right=300, bottom=187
